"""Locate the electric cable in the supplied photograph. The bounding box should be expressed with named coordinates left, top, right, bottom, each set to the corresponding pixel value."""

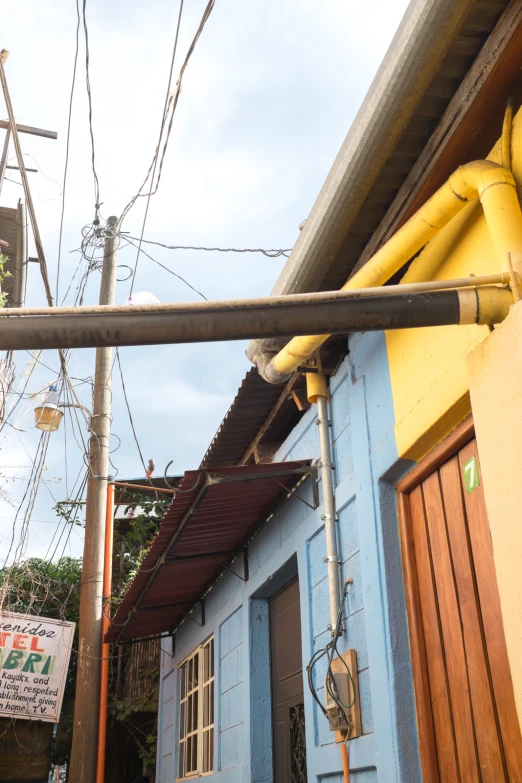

left=126, top=0, right=185, bottom=295
left=115, top=348, right=157, bottom=496
left=125, top=234, right=292, bottom=258
left=56, top=0, right=81, bottom=303
left=125, top=237, right=207, bottom=300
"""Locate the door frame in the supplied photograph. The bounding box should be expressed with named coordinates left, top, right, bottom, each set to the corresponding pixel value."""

left=396, top=416, right=475, bottom=783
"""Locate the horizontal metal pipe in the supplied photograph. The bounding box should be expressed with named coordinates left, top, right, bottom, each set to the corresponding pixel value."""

left=0, top=273, right=510, bottom=318
left=0, top=288, right=511, bottom=353
left=111, top=481, right=176, bottom=495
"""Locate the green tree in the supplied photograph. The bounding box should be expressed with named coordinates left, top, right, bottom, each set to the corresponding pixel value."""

left=0, top=253, right=11, bottom=307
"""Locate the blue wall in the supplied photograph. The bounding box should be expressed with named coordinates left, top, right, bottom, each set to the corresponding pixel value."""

left=157, top=332, right=420, bottom=783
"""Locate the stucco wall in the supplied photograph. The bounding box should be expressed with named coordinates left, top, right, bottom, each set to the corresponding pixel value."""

left=157, top=331, right=420, bottom=782
left=468, top=300, right=522, bottom=726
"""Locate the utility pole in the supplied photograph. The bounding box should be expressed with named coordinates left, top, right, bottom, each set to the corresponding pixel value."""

left=69, top=217, right=119, bottom=783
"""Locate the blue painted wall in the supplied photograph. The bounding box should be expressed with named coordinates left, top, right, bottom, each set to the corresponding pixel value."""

left=157, top=331, right=420, bottom=782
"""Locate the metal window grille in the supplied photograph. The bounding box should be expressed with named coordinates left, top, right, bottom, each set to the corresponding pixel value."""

left=289, top=703, right=307, bottom=783
left=178, top=637, right=214, bottom=779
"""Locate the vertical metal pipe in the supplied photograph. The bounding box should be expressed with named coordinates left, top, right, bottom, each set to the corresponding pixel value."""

left=96, top=481, right=115, bottom=783
left=316, top=391, right=341, bottom=634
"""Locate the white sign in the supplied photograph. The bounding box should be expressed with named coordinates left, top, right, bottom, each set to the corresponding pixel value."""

left=0, top=611, right=75, bottom=723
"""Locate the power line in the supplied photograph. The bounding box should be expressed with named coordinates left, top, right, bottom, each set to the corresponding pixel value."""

left=115, top=348, right=157, bottom=496
left=124, top=234, right=292, bottom=258
left=82, top=0, right=101, bottom=221
left=56, top=0, right=81, bottom=303
left=122, top=0, right=217, bottom=293
left=125, top=237, right=207, bottom=300
left=127, top=0, right=185, bottom=295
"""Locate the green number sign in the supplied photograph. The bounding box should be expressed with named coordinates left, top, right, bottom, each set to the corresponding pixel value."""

left=463, top=456, right=480, bottom=494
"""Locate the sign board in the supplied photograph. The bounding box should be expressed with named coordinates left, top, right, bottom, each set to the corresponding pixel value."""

left=0, top=611, right=75, bottom=723
left=463, top=455, right=480, bottom=494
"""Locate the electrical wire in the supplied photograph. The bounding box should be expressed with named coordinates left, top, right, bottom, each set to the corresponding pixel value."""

left=126, top=0, right=185, bottom=295
left=125, top=234, right=292, bottom=258
left=82, top=0, right=101, bottom=224
left=306, top=581, right=356, bottom=729
left=56, top=0, right=81, bottom=303
left=115, top=348, right=158, bottom=497
left=125, top=237, right=207, bottom=300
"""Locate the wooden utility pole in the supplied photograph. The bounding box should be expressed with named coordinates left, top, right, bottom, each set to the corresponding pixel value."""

left=69, top=217, right=119, bottom=783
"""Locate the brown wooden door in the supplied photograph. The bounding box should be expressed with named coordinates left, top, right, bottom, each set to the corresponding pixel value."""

left=270, top=579, right=307, bottom=783
left=398, top=421, right=522, bottom=782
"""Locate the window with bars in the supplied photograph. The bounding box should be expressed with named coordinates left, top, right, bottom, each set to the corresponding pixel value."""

left=178, top=637, right=214, bottom=779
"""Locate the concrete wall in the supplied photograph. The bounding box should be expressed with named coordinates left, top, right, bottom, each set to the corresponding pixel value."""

left=157, top=331, right=420, bottom=782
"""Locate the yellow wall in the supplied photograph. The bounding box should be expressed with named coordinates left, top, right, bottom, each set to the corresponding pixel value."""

left=386, top=110, right=522, bottom=460
left=467, top=301, right=522, bottom=724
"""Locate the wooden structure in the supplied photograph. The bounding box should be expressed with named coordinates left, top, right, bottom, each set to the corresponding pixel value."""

left=398, top=418, right=522, bottom=781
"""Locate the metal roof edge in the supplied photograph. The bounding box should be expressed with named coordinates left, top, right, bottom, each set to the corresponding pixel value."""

left=246, top=0, right=476, bottom=364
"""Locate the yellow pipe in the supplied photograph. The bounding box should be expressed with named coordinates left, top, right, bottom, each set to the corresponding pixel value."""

left=306, top=372, right=328, bottom=403
left=502, top=98, right=514, bottom=171
left=268, top=160, right=522, bottom=382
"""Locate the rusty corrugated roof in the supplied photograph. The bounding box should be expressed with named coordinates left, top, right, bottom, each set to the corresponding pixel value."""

left=106, top=461, right=314, bottom=642
left=200, top=369, right=299, bottom=468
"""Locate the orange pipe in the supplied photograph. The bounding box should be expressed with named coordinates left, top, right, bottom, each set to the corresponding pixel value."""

left=96, top=482, right=115, bottom=783
left=341, top=742, right=350, bottom=783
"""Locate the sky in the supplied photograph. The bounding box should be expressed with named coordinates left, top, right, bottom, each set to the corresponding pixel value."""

left=0, top=0, right=410, bottom=563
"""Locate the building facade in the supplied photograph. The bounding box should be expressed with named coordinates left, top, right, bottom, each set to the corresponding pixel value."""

left=108, top=0, right=522, bottom=780
left=156, top=334, right=420, bottom=782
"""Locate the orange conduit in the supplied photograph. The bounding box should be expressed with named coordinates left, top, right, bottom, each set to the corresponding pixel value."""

left=341, top=742, right=351, bottom=783
left=96, top=482, right=115, bottom=783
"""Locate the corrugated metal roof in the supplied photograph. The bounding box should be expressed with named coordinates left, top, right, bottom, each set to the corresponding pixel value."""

left=200, top=369, right=296, bottom=468
left=106, top=461, right=314, bottom=643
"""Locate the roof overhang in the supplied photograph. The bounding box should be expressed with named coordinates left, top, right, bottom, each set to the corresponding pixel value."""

left=106, top=461, right=315, bottom=643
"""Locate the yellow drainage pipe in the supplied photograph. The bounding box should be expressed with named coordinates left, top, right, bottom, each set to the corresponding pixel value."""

left=265, top=160, right=522, bottom=383
left=502, top=97, right=514, bottom=172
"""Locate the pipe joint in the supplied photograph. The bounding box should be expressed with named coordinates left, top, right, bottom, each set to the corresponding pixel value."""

left=448, top=161, right=516, bottom=202
left=323, top=555, right=341, bottom=564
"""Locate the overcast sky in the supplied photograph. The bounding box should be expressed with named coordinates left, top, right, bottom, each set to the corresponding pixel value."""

left=0, top=0, right=410, bottom=562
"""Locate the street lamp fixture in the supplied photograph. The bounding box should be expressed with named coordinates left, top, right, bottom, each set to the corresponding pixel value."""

left=35, top=385, right=92, bottom=432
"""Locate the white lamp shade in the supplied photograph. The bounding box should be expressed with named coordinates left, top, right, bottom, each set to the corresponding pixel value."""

left=35, top=404, right=63, bottom=432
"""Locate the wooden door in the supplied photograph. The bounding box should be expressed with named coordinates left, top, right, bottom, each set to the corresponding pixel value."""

left=398, top=419, right=522, bottom=782
left=270, top=579, right=307, bottom=783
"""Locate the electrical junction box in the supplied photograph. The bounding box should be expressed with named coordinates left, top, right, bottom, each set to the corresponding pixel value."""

left=324, top=648, right=362, bottom=741
left=324, top=671, right=353, bottom=731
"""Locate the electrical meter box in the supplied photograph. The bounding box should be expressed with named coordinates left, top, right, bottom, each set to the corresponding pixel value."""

left=324, top=671, right=353, bottom=731
left=323, top=649, right=362, bottom=740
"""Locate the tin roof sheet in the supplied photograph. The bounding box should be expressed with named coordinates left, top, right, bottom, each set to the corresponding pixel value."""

left=106, top=460, right=313, bottom=642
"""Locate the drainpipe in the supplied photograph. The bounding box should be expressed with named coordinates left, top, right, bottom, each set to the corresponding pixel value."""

left=261, top=160, right=522, bottom=383
left=308, top=373, right=341, bottom=635
left=96, top=481, right=115, bottom=783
